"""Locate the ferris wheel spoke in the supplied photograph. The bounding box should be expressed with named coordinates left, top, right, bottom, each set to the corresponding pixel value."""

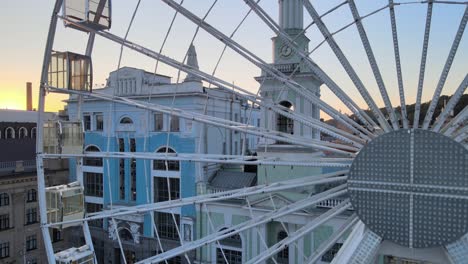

left=136, top=185, right=348, bottom=264
left=305, top=214, right=359, bottom=264
left=46, top=172, right=348, bottom=228
left=304, top=0, right=392, bottom=132
left=245, top=200, right=352, bottom=264
left=244, top=0, right=379, bottom=135
left=432, top=74, right=468, bottom=132
left=56, top=16, right=369, bottom=146
left=348, top=0, right=399, bottom=130
left=330, top=221, right=382, bottom=264
left=441, top=106, right=468, bottom=136
left=160, top=0, right=373, bottom=140
left=414, top=1, right=434, bottom=128
left=422, top=5, right=468, bottom=129
left=41, top=152, right=352, bottom=168
left=452, top=126, right=468, bottom=142
left=243, top=0, right=378, bottom=139
left=389, top=0, right=409, bottom=129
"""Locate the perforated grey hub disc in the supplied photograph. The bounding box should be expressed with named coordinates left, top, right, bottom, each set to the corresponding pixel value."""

left=348, top=129, right=468, bottom=248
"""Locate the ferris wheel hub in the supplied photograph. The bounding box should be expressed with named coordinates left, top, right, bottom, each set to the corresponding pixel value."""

left=349, top=129, right=468, bottom=248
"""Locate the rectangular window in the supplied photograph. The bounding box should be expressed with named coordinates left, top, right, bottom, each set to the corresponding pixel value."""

left=131, top=159, right=136, bottom=201
left=83, top=114, right=91, bottom=131
left=119, top=138, right=125, bottom=200
left=216, top=248, right=242, bottom=264
left=86, top=203, right=103, bottom=227
left=154, top=113, right=164, bottom=131
left=52, top=229, right=62, bottom=243
left=0, top=194, right=9, bottom=206
left=26, top=235, right=37, bottom=251
left=84, top=172, right=103, bottom=197
left=27, top=189, right=37, bottom=202
left=154, top=177, right=180, bottom=202
left=170, top=116, right=180, bottom=132
left=26, top=208, right=37, bottom=225
left=95, top=113, right=104, bottom=131
left=0, top=242, right=9, bottom=258
left=155, top=212, right=180, bottom=240
left=0, top=215, right=9, bottom=231
left=257, top=118, right=261, bottom=127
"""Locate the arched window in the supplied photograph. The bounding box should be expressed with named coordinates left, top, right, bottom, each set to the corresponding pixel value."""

left=277, top=101, right=294, bottom=135
left=119, top=228, right=134, bottom=242
left=153, top=147, right=179, bottom=171
left=84, top=145, right=103, bottom=166
left=31, top=127, right=37, bottom=139
left=0, top=193, right=9, bottom=206
left=27, top=189, right=37, bottom=202
left=216, top=228, right=242, bottom=264
left=19, top=127, right=28, bottom=138
left=120, top=117, right=133, bottom=124
left=5, top=127, right=15, bottom=139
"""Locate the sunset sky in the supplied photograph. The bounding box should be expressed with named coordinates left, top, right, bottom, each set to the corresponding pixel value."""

left=1, top=0, right=466, bottom=113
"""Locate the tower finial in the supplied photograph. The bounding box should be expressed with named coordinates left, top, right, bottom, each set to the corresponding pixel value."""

left=279, top=0, right=304, bottom=30
left=184, top=44, right=202, bottom=83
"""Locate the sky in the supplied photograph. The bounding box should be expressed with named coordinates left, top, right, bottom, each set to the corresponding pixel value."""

left=0, top=0, right=466, bottom=114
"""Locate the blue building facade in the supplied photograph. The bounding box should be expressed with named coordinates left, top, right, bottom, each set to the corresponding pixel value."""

left=66, top=64, right=259, bottom=263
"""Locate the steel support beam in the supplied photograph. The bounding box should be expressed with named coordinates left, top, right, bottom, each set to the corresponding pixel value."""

left=422, top=5, right=468, bottom=129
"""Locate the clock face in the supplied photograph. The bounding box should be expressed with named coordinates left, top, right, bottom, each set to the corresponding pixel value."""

left=280, top=45, right=292, bottom=58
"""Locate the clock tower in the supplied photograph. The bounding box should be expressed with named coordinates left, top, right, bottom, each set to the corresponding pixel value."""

left=256, top=0, right=322, bottom=145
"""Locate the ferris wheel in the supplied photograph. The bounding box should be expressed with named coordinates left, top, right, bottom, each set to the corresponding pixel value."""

left=37, top=0, right=467, bottom=263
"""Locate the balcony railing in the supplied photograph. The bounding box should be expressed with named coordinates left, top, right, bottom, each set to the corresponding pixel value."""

left=316, top=198, right=353, bottom=210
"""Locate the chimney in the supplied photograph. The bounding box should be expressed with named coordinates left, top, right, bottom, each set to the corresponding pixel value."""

left=26, top=82, right=32, bottom=111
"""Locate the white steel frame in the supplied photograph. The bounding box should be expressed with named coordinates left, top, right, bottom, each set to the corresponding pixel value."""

left=36, top=0, right=468, bottom=263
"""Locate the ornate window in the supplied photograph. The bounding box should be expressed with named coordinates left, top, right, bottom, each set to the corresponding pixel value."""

left=153, top=147, right=179, bottom=171
left=84, top=145, right=103, bottom=166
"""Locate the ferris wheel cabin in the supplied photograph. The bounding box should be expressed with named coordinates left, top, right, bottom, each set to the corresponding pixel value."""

left=55, top=245, right=95, bottom=264
left=62, top=0, right=111, bottom=32
left=49, top=51, right=93, bottom=92
left=46, top=181, right=85, bottom=229
left=43, top=120, right=84, bottom=155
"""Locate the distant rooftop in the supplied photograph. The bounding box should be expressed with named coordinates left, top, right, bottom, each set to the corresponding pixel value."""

left=0, top=109, right=56, bottom=123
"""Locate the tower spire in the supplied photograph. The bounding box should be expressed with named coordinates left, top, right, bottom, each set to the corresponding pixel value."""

left=279, top=0, right=304, bottom=30
left=184, top=44, right=202, bottom=83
